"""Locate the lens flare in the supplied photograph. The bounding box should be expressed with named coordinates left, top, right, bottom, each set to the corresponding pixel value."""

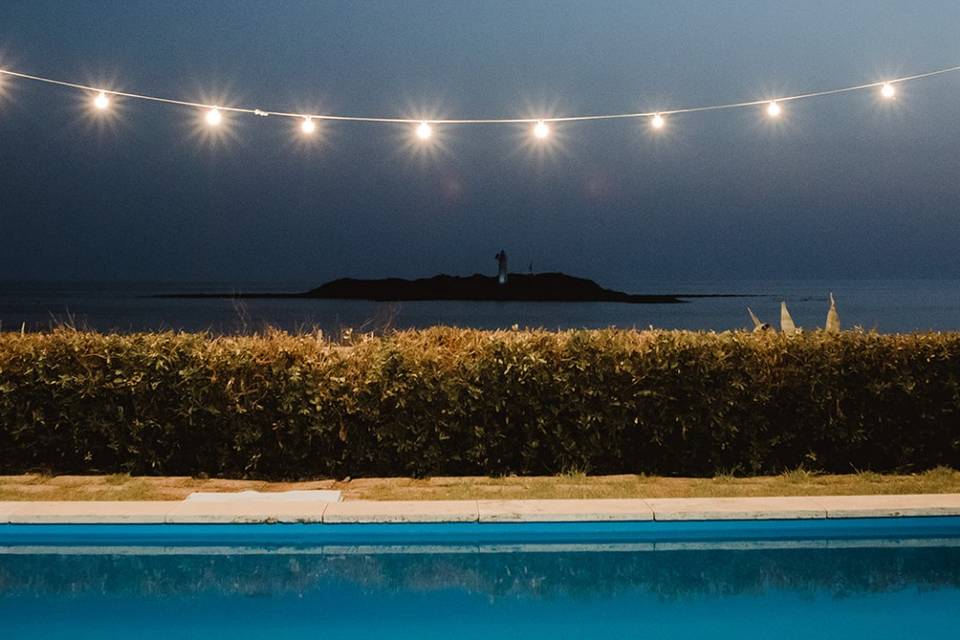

left=881, top=82, right=896, bottom=99
left=415, top=121, right=433, bottom=140
left=301, top=116, right=316, bottom=134
left=651, top=113, right=665, bottom=129
left=766, top=101, right=782, bottom=117
left=533, top=120, right=550, bottom=139
left=93, top=91, right=110, bottom=111
left=205, top=107, right=222, bottom=126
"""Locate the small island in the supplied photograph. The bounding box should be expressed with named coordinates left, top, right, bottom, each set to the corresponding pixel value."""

left=157, top=251, right=754, bottom=303
left=305, top=273, right=686, bottom=303
left=157, top=272, right=686, bottom=304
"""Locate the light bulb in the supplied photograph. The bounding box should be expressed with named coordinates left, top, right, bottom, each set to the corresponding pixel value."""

left=93, top=91, right=110, bottom=111
left=301, top=117, right=316, bottom=134
left=533, top=120, right=550, bottom=139
left=881, top=82, right=896, bottom=99
left=766, top=101, right=782, bottom=117
left=416, top=121, right=432, bottom=140
left=205, top=107, right=222, bottom=126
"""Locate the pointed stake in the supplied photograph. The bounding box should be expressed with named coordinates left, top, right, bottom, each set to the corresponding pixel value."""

left=780, top=301, right=798, bottom=335
left=747, top=307, right=772, bottom=332
left=826, top=292, right=841, bottom=333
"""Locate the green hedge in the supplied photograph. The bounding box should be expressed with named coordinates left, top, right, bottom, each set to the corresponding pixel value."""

left=0, top=328, right=958, bottom=478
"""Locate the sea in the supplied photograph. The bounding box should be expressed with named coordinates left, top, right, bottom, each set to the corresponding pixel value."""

left=1, top=279, right=959, bottom=335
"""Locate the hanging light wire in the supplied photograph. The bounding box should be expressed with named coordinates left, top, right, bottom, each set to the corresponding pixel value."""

left=0, top=63, right=958, bottom=125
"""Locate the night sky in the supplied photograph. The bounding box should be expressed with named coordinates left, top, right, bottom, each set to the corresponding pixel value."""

left=2, top=0, right=959, bottom=289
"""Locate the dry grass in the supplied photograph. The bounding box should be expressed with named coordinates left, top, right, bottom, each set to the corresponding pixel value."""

left=1, top=467, right=958, bottom=501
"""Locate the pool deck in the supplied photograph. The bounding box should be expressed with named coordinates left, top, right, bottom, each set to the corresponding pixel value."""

left=1, top=494, right=960, bottom=524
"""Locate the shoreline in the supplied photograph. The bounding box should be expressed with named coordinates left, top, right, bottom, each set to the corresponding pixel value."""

left=150, top=292, right=757, bottom=301
left=149, top=272, right=760, bottom=304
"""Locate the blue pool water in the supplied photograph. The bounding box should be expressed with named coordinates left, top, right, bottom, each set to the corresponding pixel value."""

left=2, top=519, right=959, bottom=639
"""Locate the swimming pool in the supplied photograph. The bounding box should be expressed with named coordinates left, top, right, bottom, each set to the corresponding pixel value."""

left=2, top=518, right=959, bottom=639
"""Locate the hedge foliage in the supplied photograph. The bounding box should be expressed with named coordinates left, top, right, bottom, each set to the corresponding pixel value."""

left=0, top=327, right=958, bottom=479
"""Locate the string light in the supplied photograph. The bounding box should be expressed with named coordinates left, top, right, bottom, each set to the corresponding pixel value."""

left=301, top=116, right=316, bottom=134
left=205, top=107, right=222, bottom=126
left=415, top=120, right=432, bottom=140
left=93, top=90, right=110, bottom=111
left=0, top=63, right=957, bottom=142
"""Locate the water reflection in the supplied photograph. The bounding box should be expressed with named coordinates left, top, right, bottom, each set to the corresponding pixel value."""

left=3, top=543, right=960, bottom=639
left=2, top=543, right=959, bottom=599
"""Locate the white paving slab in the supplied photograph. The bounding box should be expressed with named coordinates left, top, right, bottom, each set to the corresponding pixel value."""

left=818, top=493, right=960, bottom=518
left=165, top=501, right=328, bottom=523
left=7, top=501, right=175, bottom=524
left=1, top=494, right=959, bottom=524
left=323, top=500, right=479, bottom=523
left=0, top=502, right=21, bottom=523
left=478, top=499, right=653, bottom=522
left=645, top=496, right=828, bottom=520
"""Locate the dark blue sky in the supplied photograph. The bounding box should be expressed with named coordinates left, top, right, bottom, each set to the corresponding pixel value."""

left=2, top=0, right=959, bottom=288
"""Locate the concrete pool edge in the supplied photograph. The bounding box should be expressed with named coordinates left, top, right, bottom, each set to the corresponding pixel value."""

left=1, top=494, right=960, bottom=524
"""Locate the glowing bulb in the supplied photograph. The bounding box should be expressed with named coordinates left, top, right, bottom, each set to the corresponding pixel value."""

left=93, top=91, right=110, bottom=111
left=301, top=117, right=316, bottom=134
left=533, top=120, right=550, bottom=139
left=415, top=121, right=432, bottom=140
left=205, top=107, right=222, bottom=126
left=651, top=113, right=665, bottom=129
left=766, top=101, right=782, bottom=117
left=881, top=82, right=896, bottom=99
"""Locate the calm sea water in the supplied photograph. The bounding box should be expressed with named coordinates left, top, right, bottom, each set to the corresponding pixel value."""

left=1, top=543, right=959, bottom=639
left=1, top=279, right=959, bottom=334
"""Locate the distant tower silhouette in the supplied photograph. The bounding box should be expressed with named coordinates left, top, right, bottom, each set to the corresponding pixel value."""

left=495, top=250, right=508, bottom=285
